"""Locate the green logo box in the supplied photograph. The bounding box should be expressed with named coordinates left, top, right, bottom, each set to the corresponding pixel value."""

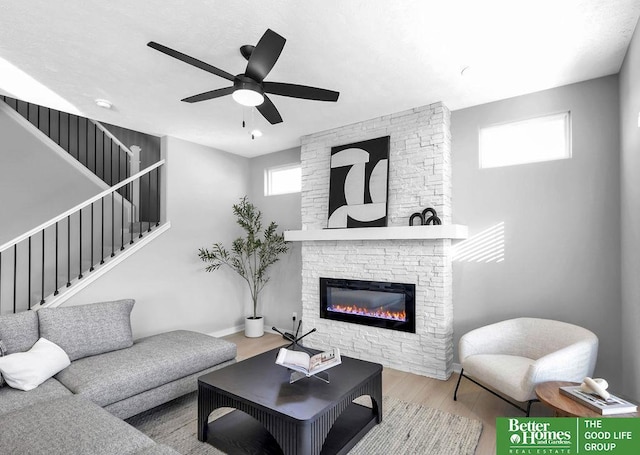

left=497, top=417, right=640, bottom=454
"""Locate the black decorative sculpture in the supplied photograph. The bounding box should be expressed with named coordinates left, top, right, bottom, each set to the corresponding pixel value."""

left=409, top=212, right=424, bottom=226
left=409, top=207, right=442, bottom=226
left=422, top=208, right=442, bottom=225
left=272, top=322, right=316, bottom=354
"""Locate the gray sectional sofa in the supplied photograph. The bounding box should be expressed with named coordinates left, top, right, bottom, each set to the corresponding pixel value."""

left=0, top=299, right=237, bottom=455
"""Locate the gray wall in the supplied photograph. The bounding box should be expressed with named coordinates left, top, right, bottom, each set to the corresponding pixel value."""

left=63, top=136, right=252, bottom=338
left=248, top=147, right=302, bottom=332
left=619, top=19, right=640, bottom=402
left=0, top=104, right=102, bottom=245
left=451, top=76, right=622, bottom=389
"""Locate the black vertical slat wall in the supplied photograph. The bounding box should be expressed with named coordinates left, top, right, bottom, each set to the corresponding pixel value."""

left=0, top=95, right=132, bottom=195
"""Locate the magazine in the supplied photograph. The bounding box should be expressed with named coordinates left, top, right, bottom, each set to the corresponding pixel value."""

left=275, top=347, right=341, bottom=377
left=559, top=385, right=637, bottom=415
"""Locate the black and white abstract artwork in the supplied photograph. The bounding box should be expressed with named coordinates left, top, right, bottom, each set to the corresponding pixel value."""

left=328, top=136, right=390, bottom=228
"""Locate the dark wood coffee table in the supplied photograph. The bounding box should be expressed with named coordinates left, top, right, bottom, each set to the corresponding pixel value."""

left=198, top=347, right=383, bottom=455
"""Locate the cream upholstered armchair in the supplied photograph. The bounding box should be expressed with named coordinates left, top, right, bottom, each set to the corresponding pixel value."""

left=453, top=317, right=598, bottom=416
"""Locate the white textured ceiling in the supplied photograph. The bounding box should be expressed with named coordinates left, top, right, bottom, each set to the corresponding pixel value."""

left=0, top=0, right=638, bottom=157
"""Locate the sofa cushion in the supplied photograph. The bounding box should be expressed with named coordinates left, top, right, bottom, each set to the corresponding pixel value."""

left=110, top=358, right=235, bottom=419
left=38, top=299, right=134, bottom=361
left=56, top=330, right=236, bottom=407
left=0, top=377, right=72, bottom=416
left=0, top=395, right=162, bottom=455
left=0, top=337, right=70, bottom=391
left=0, top=310, right=39, bottom=354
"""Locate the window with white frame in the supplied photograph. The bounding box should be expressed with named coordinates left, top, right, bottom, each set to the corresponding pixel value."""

left=264, top=163, right=301, bottom=196
left=479, top=112, right=571, bottom=169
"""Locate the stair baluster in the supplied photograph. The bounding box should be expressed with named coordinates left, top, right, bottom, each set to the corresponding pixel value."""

left=121, top=180, right=125, bottom=251
left=111, top=193, right=115, bottom=258
left=67, top=215, right=71, bottom=287
left=40, top=229, right=45, bottom=304
left=90, top=204, right=95, bottom=272
left=28, top=237, right=31, bottom=309
left=100, top=197, right=105, bottom=265
left=147, top=172, right=152, bottom=233
left=78, top=210, right=83, bottom=280
left=130, top=180, right=134, bottom=245
left=156, top=167, right=160, bottom=227
left=54, top=223, right=59, bottom=295
left=13, top=244, right=17, bottom=312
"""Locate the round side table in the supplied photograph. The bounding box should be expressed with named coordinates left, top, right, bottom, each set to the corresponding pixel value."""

left=535, top=381, right=639, bottom=418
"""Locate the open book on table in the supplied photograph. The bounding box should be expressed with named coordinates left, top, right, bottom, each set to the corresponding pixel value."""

left=275, top=347, right=341, bottom=377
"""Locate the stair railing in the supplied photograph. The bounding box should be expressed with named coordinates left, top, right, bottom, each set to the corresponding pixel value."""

left=1, top=95, right=135, bottom=194
left=0, top=160, right=164, bottom=314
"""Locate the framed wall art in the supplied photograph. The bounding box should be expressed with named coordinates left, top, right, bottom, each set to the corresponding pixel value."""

left=327, top=136, right=390, bottom=228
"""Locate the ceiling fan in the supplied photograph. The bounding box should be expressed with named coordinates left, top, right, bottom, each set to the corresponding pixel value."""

left=147, top=29, right=339, bottom=125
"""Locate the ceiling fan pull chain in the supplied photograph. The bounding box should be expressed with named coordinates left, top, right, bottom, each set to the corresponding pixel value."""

left=250, top=108, right=255, bottom=140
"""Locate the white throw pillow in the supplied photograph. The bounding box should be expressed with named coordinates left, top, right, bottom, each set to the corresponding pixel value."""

left=0, top=337, right=71, bottom=391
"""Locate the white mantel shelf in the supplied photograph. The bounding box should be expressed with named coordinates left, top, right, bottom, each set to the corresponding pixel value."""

left=284, top=224, right=468, bottom=242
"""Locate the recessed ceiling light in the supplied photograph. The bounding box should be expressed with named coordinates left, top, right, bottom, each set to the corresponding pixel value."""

left=95, top=99, right=112, bottom=109
left=251, top=129, right=262, bottom=140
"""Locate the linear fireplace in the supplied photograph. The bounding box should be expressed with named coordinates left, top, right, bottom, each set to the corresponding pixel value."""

left=320, top=277, right=416, bottom=333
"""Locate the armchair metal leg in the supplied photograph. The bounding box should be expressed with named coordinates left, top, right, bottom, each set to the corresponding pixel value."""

left=525, top=399, right=536, bottom=417
left=454, top=368, right=539, bottom=416
left=453, top=368, right=464, bottom=401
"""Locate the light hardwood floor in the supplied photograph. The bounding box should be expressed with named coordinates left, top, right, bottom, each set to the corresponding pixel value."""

left=223, top=331, right=554, bottom=455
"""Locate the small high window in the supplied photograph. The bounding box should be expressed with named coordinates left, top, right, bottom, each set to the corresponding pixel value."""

left=479, top=112, right=571, bottom=169
left=264, top=163, right=301, bottom=196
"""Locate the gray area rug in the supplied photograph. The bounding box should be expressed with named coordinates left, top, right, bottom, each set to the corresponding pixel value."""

left=127, top=392, right=482, bottom=455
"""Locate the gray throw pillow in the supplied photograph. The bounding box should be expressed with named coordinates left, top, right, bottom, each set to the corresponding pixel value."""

left=0, top=311, right=39, bottom=354
left=38, top=299, right=135, bottom=361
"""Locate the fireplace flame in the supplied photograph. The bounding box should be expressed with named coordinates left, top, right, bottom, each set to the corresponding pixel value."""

left=328, top=304, right=406, bottom=322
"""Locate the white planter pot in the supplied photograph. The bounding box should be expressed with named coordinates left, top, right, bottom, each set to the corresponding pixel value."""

left=245, top=316, right=264, bottom=338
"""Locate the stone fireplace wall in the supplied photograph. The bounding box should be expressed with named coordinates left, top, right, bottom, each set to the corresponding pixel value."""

left=299, top=102, right=453, bottom=379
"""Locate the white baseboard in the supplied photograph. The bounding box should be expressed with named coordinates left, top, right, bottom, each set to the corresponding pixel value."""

left=208, top=325, right=244, bottom=338
left=208, top=325, right=289, bottom=339
left=452, top=362, right=462, bottom=373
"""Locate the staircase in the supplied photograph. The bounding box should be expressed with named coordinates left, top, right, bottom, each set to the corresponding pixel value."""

left=0, top=97, right=168, bottom=314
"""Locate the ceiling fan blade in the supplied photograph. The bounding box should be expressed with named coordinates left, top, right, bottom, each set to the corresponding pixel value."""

left=181, top=86, right=234, bottom=103
left=263, top=82, right=340, bottom=102
left=147, top=41, right=235, bottom=82
left=256, top=95, right=283, bottom=124
left=245, top=29, right=286, bottom=82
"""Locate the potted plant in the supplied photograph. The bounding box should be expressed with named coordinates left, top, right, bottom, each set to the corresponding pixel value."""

left=198, top=196, right=289, bottom=337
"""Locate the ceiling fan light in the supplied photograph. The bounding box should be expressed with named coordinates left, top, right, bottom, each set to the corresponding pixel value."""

left=232, top=89, right=264, bottom=107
